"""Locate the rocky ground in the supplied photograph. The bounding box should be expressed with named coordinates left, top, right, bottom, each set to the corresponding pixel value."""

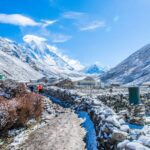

left=0, top=80, right=86, bottom=150
left=1, top=80, right=150, bottom=150
left=44, top=86, right=150, bottom=150
left=16, top=112, right=85, bottom=150
left=1, top=97, right=86, bottom=150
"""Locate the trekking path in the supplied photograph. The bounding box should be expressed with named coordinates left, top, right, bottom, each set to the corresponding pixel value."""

left=16, top=112, right=86, bottom=150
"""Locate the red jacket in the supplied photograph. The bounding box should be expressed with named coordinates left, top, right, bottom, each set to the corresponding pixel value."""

left=37, top=84, right=43, bottom=90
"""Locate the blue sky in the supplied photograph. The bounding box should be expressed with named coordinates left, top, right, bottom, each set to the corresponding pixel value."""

left=0, top=0, right=150, bottom=68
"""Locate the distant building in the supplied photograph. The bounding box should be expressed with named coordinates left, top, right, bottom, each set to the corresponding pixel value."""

left=110, top=82, right=121, bottom=87
left=54, top=78, right=74, bottom=89
left=74, top=76, right=101, bottom=88
left=142, top=82, right=150, bottom=87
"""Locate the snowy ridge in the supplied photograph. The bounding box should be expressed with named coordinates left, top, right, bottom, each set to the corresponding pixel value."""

left=0, top=36, right=84, bottom=81
left=101, top=44, right=150, bottom=85
left=0, top=50, right=43, bottom=82
left=23, top=35, right=74, bottom=71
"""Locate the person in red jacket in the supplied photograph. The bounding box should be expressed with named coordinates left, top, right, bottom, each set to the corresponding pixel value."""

left=37, top=84, right=43, bottom=94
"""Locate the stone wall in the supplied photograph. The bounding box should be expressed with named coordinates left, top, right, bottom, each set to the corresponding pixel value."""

left=97, top=93, right=150, bottom=115
left=44, top=86, right=129, bottom=150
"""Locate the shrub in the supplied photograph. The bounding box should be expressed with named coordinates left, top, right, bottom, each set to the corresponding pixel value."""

left=14, top=93, right=44, bottom=126
left=0, top=79, right=27, bottom=99
left=0, top=97, right=18, bottom=131
left=0, top=93, right=43, bottom=131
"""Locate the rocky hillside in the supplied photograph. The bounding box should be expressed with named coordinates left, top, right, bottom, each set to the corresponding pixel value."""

left=101, top=44, right=150, bottom=85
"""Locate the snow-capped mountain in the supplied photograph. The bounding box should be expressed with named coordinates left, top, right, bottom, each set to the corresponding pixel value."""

left=101, top=44, right=150, bottom=85
left=0, top=35, right=84, bottom=81
left=23, top=35, right=74, bottom=71
left=83, top=64, right=106, bottom=75
left=0, top=38, right=43, bottom=81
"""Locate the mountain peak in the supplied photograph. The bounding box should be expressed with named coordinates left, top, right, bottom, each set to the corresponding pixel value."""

left=83, top=64, right=105, bottom=74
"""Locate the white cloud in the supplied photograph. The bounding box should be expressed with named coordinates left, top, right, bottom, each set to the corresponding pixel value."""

left=62, top=11, right=86, bottom=20
left=113, top=16, right=119, bottom=22
left=61, top=55, right=84, bottom=71
left=80, top=21, right=106, bottom=31
left=41, top=19, right=57, bottom=27
left=0, top=13, right=57, bottom=28
left=62, top=11, right=107, bottom=32
left=23, top=34, right=47, bottom=43
left=36, top=27, right=72, bottom=43
left=0, top=14, right=39, bottom=26
left=52, top=34, right=72, bottom=43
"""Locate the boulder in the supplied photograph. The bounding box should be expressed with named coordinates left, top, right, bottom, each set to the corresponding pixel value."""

left=138, top=135, right=150, bottom=148
left=111, top=130, right=128, bottom=142
left=120, top=125, right=130, bottom=132
left=125, top=142, right=149, bottom=150
left=129, top=116, right=145, bottom=126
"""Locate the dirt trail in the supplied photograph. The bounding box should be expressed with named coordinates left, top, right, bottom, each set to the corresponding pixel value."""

left=17, top=112, right=86, bottom=150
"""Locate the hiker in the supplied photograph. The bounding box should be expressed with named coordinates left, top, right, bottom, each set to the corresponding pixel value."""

left=37, top=84, right=43, bottom=94
left=109, top=88, right=113, bottom=93
left=29, top=85, right=34, bottom=92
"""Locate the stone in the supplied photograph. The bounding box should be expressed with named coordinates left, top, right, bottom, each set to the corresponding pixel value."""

left=119, top=118, right=126, bottom=125
left=129, top=116, right=145, bottom=126
left=104, top=127, right=110, bottom=134
left=111, top=130, right=128, bottom=142
left=120, top=125, right=130, bottom=132
left=105, top=116, right=120, bottom=128
left=117, top=140, right=130, bottom=150
left=138, top=135, right=150, bottom=148
left=125, top=141, right=149, bottom=150
left=145, top=117, right=150, bottom=125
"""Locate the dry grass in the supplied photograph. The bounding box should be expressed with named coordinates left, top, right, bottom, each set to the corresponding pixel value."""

left=14, top=93, right=44, bottom=126
left=0, top=93, right=44, bottom=131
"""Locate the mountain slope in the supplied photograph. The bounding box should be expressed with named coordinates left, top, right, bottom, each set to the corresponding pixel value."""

left=0, top=36, right=83, bottom=81
left=101, top=44, right=150, bottom=85
left=0, top=50, right=43, bottom=81
left=83, top=64, right=105, bottom=74
left=23, top=35, right=74, bottom=71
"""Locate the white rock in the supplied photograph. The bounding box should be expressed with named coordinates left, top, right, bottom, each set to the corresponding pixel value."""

left=117, top=140, right=129, bottom=150
left=120, top=125, right=130, bottom=132
left=105, top=116, right=120, bottom=127
left=138, top=135, right=150, bottom=147
left=125, top=142, right=149, bottom=150
left=145, top=117, right=150, bottom=124
left=119, top=118, right=126, bottom=125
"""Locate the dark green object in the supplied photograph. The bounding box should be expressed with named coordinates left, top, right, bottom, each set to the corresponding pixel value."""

left=0, top=74, right=5, bottom=80
left=128, top=87, right=141, bottom=105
